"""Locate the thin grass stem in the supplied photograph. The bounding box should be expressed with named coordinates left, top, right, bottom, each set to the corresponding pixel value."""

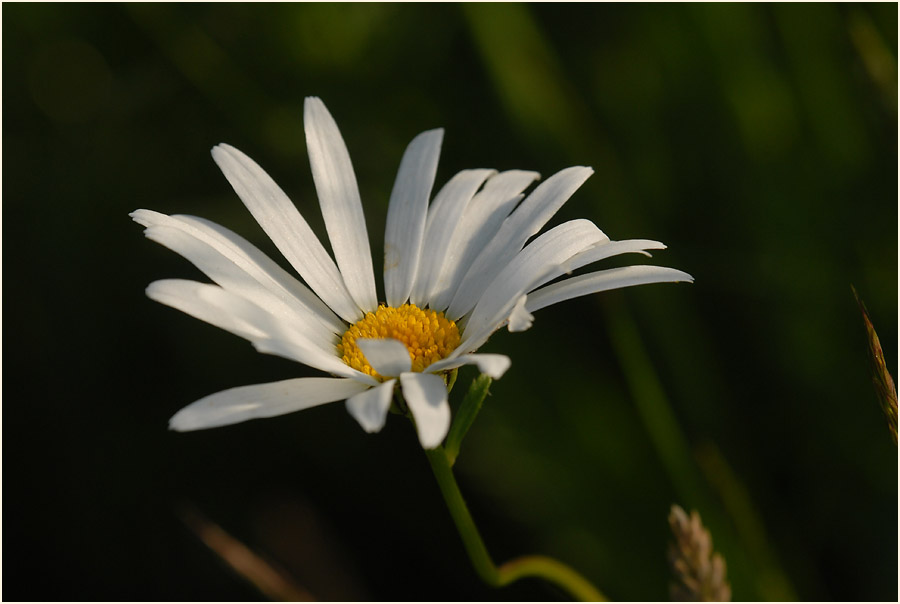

left=425, top=446, right=608, bottom=601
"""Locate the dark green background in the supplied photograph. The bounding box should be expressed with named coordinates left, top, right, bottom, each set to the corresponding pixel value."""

left=4, top=3, right=897, bottom=601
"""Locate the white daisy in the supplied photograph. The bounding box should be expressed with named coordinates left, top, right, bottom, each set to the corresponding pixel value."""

left=132, top=97, right=692, bottom=449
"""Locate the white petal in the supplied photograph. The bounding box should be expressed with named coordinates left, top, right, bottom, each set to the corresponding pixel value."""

left=425, top=353, right=511, bottom=379
left=526, top=265, right=695, bottom=313
left=384, top=129, right=444, bottom=307
left=148, top=279, right=363, bottom=380
left=463, top=219, right=606, bottom=340
left=147, top=279, right=267, bottom=341
left=252, top=338, right=376, bottom=383
left=447, top=166, right=594, bottom=319
left=410, top=169, right=495, bottom=307
left=428, top=170, right=540, bottom=311
left=132, top=210, right=343, bottom=348
left=356, top=338, right=412, bottom=377
left=400, top=372, right=451, bottom=449
left=507, top=295, right=534, bottom=333
left=529, top=238, right=667, bottom=292
left=468, top=239, right=669, bottom=344
left=169, top=377, right=371, bottom=431
left=304, top=97, right=378, bottom=311
left=180, top=215, right=345, bottom=332
left=345, top=379, right=396, bottom=433
left=211, top=144, right=362, bottom=322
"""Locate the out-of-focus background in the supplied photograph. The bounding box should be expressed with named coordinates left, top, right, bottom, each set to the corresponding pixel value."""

left=3, top=3, right=897, bottom=601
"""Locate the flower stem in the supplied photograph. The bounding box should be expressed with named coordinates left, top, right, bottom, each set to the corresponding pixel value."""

left=424, top=446, right=608, bottom=601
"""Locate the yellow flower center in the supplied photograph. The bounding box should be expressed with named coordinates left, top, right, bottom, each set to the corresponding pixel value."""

left=338, top=303, right=461, bottom=380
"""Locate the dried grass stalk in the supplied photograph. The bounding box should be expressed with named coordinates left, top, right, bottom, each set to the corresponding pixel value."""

left=178, top=504, right=314, bottom=602
left=668, top=504, right=731, bottom=602
left=852, top=285, right=898, bottom=445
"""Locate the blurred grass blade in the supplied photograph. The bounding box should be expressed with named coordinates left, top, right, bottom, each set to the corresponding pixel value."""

left=605, top=302, right=710, bottom=509
left=178, top=504, right=314, bottom=601
left=848, top=10, right=898, bottom=114
left=125, top=4, right=303, bottom=153
left=608, top=303, right=795, bottom=600
left=694, top=443, right=797, bottom=601
left=461, top=3, right=584, bottom=150
left=445, top=374, right=492, bottom=466
left=668, top=505, right=731, bottom=602
left=851, top=286, right=898, bottom=444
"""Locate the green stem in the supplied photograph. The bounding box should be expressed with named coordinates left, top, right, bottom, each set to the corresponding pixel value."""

left=425, top=446, right=608, bottom=601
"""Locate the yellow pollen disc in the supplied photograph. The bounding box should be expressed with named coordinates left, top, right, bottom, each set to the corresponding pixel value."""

left=338, top=304, right=461, bottom=380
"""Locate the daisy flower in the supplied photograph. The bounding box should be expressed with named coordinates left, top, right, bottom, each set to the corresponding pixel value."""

left=132, top=97, right=691, bottom=448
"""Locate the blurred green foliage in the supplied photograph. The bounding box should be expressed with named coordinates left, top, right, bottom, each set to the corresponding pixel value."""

left=3, top=3, right=896, bottom=601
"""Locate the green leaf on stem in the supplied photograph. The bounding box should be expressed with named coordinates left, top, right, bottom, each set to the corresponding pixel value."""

left=446, top=367, right=459, bottom=393
left=444, top=374, right=492, bottom=466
